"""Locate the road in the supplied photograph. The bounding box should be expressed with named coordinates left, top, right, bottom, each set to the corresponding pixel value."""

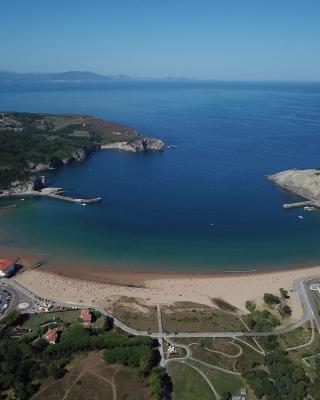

left=1, top=275, right=319, bottom=341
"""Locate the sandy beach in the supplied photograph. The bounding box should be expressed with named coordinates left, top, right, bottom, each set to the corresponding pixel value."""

left=14, top=264, right=320, bottom=322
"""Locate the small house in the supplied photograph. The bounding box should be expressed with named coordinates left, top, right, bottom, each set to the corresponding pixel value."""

left=80, top=308, right=92, bottom=325
left=45, top=328, right=58, bottom=344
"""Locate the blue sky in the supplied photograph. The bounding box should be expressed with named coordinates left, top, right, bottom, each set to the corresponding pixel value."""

left=1, top=0, right=320, bottom=80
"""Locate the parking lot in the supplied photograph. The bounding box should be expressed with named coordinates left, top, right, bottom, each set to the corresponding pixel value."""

left=0, top=287, right=12, bottom=315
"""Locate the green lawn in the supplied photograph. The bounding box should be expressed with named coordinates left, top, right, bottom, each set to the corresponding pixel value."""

left=168, top=362, right=215, bottom=400
left=279, top=321, right=312, bottom=349
left=23, top=310, right=80, bottom=330
left=193, top=363, right=244, bottom=397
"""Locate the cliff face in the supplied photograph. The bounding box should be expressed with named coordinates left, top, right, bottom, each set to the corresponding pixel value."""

left=102, top=137, right=165, bottom=152
left=0, top=112, right=165, bottom=194
left=268, top=169, right=320, bottom=200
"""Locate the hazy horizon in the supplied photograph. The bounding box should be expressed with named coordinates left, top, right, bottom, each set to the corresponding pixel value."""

left=1, top=1, right=320, bottom=81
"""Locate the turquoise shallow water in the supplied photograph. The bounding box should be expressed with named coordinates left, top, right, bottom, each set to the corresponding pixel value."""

left=1, top=81, right=320, bottom=272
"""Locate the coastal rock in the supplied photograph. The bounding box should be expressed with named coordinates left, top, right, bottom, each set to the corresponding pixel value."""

left=102, top=137, right=165, bottom=152
left=0, top=178, right=36, bottom=196
left=268, top=168, right=320, bottom=200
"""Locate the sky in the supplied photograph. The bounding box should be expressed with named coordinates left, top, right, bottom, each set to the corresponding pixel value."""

left=0, top=0, right=320, bottom=81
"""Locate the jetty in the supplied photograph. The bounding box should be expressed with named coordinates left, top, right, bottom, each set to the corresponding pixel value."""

left=46, top=193, right=102, bottom=204
left=283, top=200, right=320, bottom=209
left=0, top=188, right=102, bottom=205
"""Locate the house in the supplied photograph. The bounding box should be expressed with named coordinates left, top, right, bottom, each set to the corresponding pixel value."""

left=0, top=258, right=16, bottom=278
left=45, top=328, right=58, bottom=344
left=80, top=308, right=92, bottom=325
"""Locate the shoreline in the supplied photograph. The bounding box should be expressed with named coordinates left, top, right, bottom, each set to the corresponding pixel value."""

left=14, top=261, right=320, bottom=324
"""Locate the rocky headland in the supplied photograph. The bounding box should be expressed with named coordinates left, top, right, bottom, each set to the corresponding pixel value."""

left=268, top=168, right=320, bottom=201
left=0, top=112, right=164, bottom=198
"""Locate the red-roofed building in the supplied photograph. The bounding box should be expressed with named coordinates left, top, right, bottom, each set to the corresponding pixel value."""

left=0, top=258, right=16, bottom=278
left=45, top=328, right=58, bottom=344
left=80, top=308, right=92, bottom=325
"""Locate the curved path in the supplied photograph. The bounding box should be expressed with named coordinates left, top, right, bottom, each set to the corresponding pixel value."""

left=286, top=320, right=315, bottom=351
left=179, top=360, right=221, bottom=400
left=202, top=341, right=242, bottom=358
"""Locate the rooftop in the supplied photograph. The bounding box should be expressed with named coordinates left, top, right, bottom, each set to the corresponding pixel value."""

left=0, top=258, right=15, bottom=271
left=80, top=308, right=92, bottom=323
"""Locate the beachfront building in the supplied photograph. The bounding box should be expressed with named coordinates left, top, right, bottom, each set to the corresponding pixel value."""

left=0, top=258, right=16, bottom=278
left=310, top=283, right=320, bottom=297
left=80, top=308, right=92, bottom=325
left=45, top=328, right=58, bottom=344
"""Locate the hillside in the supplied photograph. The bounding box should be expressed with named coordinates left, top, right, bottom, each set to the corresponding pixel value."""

left=0, top=112, right=164, bottom=191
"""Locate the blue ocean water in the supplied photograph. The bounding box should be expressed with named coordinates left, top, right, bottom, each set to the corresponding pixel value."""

left=1, top=80, right=320, bottom=272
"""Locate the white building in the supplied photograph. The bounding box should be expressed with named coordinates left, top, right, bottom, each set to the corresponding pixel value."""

left=310, top=283, right=320, bottom=297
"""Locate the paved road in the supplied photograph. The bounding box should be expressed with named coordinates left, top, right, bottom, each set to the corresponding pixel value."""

left=2, top=274, right=319, bottom=341
left=156, top=305, right=165, bottom=367
left=303, top=279, right=320, bottom=333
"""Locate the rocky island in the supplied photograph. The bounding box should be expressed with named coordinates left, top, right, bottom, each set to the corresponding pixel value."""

left=268, top=168, right=320, bottom=208
left=0, top=112, right=164, bottom=199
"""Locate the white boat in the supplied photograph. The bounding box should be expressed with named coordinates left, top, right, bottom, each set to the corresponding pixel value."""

left=298, top=215, right=304, bottom=219
left=304, top=206, right=316, bottom=211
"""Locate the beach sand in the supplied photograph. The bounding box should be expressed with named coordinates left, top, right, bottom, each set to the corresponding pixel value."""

left=14, top=264, right=320, bottom=322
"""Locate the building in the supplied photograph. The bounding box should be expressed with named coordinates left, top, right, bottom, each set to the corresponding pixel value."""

left=310, top=283, right=320, bottom=297
left=80, top=308, right=92, bottom=325
left=168, top=345, right=176, bottom=354
left=0, top=258, right=16, bottom=278
left=45, top=328, right=58, bottom=344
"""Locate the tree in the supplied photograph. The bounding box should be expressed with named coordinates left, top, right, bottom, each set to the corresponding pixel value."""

left=245, top=300, right=256, bottom=313
left=279, top=288, right=290, bottom=300
left=263, top=293, right=280, bottom=306
left=279, top=304, right=292, bottom=318
left=221, top=392, right=231, bottom=400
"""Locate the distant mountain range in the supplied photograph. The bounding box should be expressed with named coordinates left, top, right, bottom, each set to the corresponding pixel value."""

left=0, top=70, right=133, bottom=83
left=0, top=70, right=190, bottom=83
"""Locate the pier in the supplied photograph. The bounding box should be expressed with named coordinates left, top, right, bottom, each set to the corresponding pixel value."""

left=0, top=189, right=102, bottom=205
left=283, top=201, right=314, bottom=209
left=46, top=193, right=102, bottom=204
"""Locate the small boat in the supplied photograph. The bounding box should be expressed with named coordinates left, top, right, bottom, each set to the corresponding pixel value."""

left=81, top=203, right=87, bottom=206
left=304, top=206, right=316, bottom=212
left=21, top=198, right=25, bottom=201
left=298, top=215, right=304, bottom=219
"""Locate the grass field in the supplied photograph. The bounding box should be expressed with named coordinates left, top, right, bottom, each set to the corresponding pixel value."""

left=33, top=352, right=150, bottom=400
left=107, top=297, right=158, bottom=332
left=162, top=302, right=243, bottom=333
left=278, top=321, right=312, bottom=349
left=192, top=362, right=244, bottom=397
left=168, top=362, right=214, bottom=400
left=23, top=310, right=80, bottom=330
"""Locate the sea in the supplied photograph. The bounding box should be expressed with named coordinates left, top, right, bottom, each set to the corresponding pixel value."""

left=1, top=80, right=320, bottom=273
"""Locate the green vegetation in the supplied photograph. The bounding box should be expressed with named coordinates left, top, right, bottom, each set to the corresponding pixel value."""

left=194, top=364, right=244, bottom=399
left=279, top=288, right=290, bottom=300
left=0, top=310, right=161, bottom=399
left=243, top=337, right=311, bottom=399
left=263, top=293, right=281, bottom=306
left=162, top=302, right=243, bottom=333
left=168, top=362, right=213, bottom=400
left=0, top=112, right=140, bottom=189
left=279, top=321, right=312, bottom=349
left=246, top=309, right=280, bottom=332
left=0, top=309, right=21, bottom=326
